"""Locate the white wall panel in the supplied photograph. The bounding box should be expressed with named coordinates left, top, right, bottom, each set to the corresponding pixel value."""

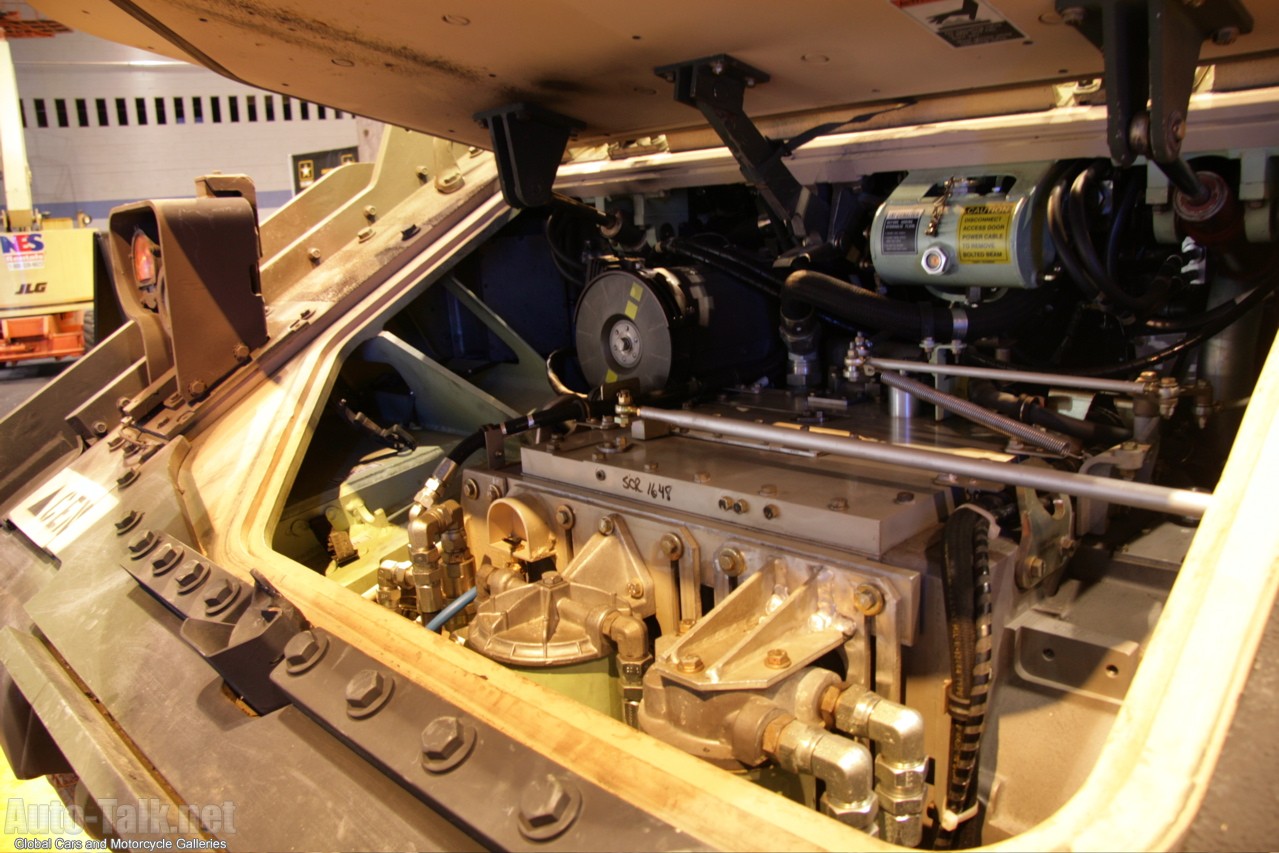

left=8, top=30, right=360, bottom=218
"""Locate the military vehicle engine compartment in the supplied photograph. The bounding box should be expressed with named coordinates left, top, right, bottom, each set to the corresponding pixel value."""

left=269, top=141, right=1275, bottom=846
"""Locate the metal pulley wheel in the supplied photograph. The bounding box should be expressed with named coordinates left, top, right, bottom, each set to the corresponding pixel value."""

left=574, top=267, right=690, bottom=391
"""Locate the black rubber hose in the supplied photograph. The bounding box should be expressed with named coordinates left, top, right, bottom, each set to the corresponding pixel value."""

left=660, top=237, right=863, bottom=338
left=442, top=428, right=488, bottom=468
left=1067, top=166, right=1167, bottom=313
left=1106, top=173, right=1142, bottom=281
left=1047, top=164, right=1102, bottom=301
left=660, top=237, right=783, bottom=300
left=970, top=274, right=1274, bottom=378
left=1066, top=166, right=1117, bottom=297
left=937, top=506, right=995, bottom=850
left=783, top=269, right=1042, bottom=341
left=498, top=398, right=606, bottom=436
left=968, top=380, right=1131, bottom=445
left=442, top=398, right=607, bottom=470
left=1142, top=252, right=1279, bottom=333
left=1142, top=295, right=1242, bottom=333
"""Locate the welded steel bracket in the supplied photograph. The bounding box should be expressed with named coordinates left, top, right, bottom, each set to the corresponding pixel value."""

left=1057, top=0, right=1254, bottom=199
left=119, top=527, right=302, bottom=714
left=107, top=190, right=268, bottom=404
left=655, top=54, right=828, bottom=250
left=474, top=102, right=583, bottom=209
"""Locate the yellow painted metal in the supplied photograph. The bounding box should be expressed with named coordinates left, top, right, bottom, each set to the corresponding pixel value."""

left=0, top=230, right=95, bottom=320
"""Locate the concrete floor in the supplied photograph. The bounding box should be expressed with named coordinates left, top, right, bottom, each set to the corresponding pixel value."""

left=0, top=358, right=71, bottom=418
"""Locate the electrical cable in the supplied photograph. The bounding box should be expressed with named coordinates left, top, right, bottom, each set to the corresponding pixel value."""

left=546, top=347, right=587, bottom=398
left=967, top=273, right=1273, bottom=377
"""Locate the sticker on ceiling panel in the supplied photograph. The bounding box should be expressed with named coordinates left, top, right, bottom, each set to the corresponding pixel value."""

left=890, top=0, right=1024, bottom=48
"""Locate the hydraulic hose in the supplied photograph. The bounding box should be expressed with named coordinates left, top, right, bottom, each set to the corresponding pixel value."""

left=968, top=272, right=1274, bottom=378
left=1106, top=174, right=1143, bottom=282
left=783, top=269, right=1042, bottom=341
left=1048, top=162, right=1170, bottom=316
left=1047, top=163, right=1102, bottom=302
left=660, top=237, right=783, bottom=301
left=936, top=506, right=995, bottom=849
left=415, top=397, right=609, bottom=509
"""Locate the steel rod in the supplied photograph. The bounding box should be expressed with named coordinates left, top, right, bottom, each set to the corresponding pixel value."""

left=865, top=357, right=1149, bottom=396
left=876, top=370, right=1076, bottom=456
left=636, top=406, right=1212, bottom=518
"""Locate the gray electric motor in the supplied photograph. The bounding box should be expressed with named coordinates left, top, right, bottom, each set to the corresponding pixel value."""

left=869, top=162, right=1055, bottom=289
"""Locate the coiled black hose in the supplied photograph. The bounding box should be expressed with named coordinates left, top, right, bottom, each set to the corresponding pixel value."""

left=1047, top=162, right=1101, bottom=302
left=1106, top=173, right=1143, bottom=282
left=783, top=268, right=1042, bottom=341
left=936, top=506, right=995, bottom=849
left=1050, top=162, right=1169, bottom=314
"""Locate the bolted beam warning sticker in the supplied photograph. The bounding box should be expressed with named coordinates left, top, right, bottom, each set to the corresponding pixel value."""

left=958, top=202, right=1013, bottom=263
left=890, top=0, right=1024, bottom=48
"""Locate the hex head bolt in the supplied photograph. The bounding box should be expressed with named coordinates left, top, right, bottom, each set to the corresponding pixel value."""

left=517, top=775, right=582, bottom=841
left=202, top=578, right=241, bottom=616
left=420, top=716, right=477, bottom=773
left=282, top=630, right=328, bottom=675
left=150, top=543, right=184, bottom=576
left=127, top=530, right=160, bottom=560
left=114, top=510, right=144, bottom=536
left=174, top=561, right=209, bottom=594
left=346, top=669, right=394, bottom=719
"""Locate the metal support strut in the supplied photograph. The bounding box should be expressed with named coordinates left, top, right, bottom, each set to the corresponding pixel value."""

left=474, top=102, right=584, bottom=209
left=1057, top=0, right=1254, bottom=201
left=655, top=54, right=828, bottom=250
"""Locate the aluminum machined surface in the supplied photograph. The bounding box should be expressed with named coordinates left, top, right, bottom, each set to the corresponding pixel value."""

left=519, top=427, right=948, bottom=560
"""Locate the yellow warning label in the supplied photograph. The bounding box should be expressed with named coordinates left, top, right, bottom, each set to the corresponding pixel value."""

left=958, top=202, right=1013, bottom=264
left=624, top=301, right=639, bottom=319
left=629, top=282, right=644, bottom=301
